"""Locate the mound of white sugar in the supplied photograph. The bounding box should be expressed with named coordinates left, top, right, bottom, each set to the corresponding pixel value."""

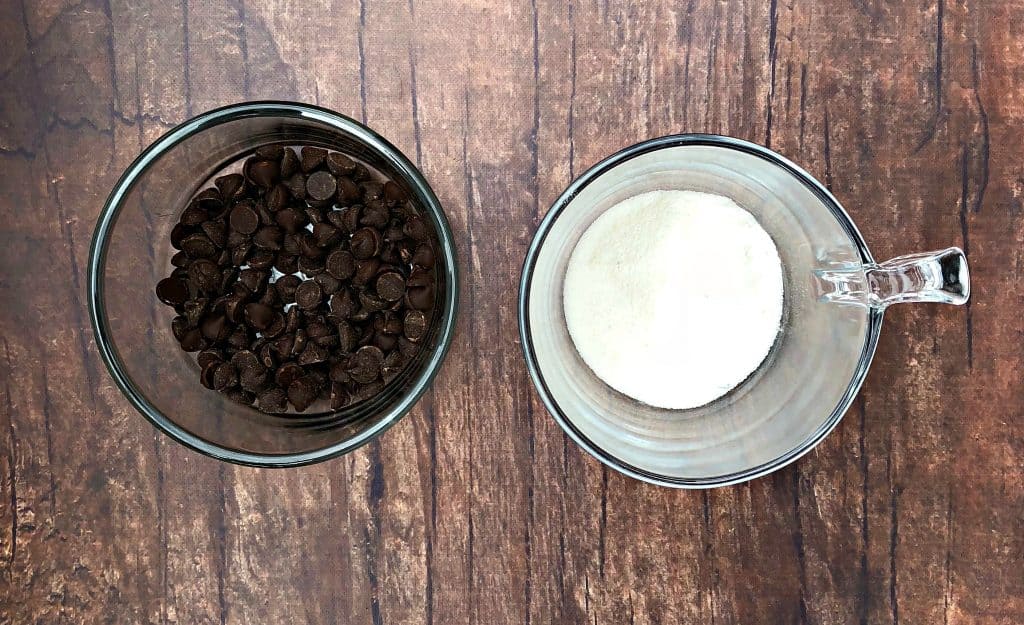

left=563, top=190, right=784, bottom=410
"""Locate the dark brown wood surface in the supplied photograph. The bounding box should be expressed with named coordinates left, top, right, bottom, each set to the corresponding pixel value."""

left=1, top=0, right=1021, bottom=623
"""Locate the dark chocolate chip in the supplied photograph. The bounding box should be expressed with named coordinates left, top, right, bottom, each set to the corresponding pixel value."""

left=383, top=180, right=408, bottom=205
left=212, top=362, right=239, bottom=391
left=313, top=272, right=342, bottom=296
left=246, top=159, right=280, bottom=188
left=376, top=272, right=406, bottom=301
left=404, top=310, right=427, bottom=342
left=244, top=302, right=275, bottom=330
left=295, top=281, right=323, bottom=310
left=353, top=258, right=380, bottom=286
left=326, top=153, right=356, bottom=176
left=156, top=277, right=190, bottom=306
left=188, top=259, right=222, bottom=292
left=229, top=203, right=260, bottom=235
left=280, top=148, right=300, bottom=178
left=215, top=173, right=246, bottom=200
left=326, top=250, right=356, bottom=280
left=336, top=177, right=362, bottom=204
left=403, top=216, right=431, bottom=241
left=247, top=250, right=276, bottom=270
left=313, top=222, right=341, bottom=248
left=350, top=227, right=381, bottom=259
left=306, top=170, right=338, bottom=202
left=287, top=377, right=319, bottom=411
left=200, top=314, right=230, bottom=341
left=253, top=226, right=283, bottom=250
left=256, top=145, right=284, bottom=160
left=258, top=386, right=288, bottom=413
left=300, top=147, right=327, bottom=173
left=266, top=184, right=290, bottom=211
left=411, top=244, right=435, bottom=269
left=180, top=233, right=218, bottom=259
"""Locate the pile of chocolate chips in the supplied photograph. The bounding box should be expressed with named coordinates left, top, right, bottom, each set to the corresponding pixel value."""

left=155, top=145, right=437, bottom=413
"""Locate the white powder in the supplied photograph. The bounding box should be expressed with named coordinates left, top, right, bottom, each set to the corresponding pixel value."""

left=563, top=190, right=784, bottom=409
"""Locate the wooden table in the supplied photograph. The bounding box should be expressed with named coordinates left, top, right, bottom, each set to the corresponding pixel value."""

left=2, top=1, right=1021, bottom=623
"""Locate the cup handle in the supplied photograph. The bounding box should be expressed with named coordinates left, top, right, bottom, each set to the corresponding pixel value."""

left=815, top=247, right=970, bottom=308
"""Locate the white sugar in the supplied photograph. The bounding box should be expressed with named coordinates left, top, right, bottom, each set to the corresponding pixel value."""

left=563, top=190, right=783, bottom=409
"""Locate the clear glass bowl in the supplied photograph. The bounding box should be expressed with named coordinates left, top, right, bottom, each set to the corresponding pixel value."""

left=519, top=135, right=968, bottom=488
left=88, top=102, right=458, bottom=467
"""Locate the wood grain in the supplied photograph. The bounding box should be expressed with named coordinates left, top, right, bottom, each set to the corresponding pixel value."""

left=1, top=0, right=1021, bottom=623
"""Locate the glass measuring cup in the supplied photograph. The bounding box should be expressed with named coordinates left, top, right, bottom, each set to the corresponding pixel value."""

left=519, top=134, right=969, bottom=488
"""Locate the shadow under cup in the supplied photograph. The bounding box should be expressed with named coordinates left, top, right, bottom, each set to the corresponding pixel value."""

left=89, top=103, right=457, bottom=466
left=521, top=137, right=878, bottom=486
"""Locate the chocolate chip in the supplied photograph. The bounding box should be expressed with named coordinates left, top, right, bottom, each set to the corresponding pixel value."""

left=254, top=226, right=283, bottom=250
left=283, top=173, right=308, bottom=200
left=329, top=383, right=351, bottom=410
left=326, top=250, right=356, bottom=280
left=403, top=216, right=431, bottom=241
left=172, top=316, right=189, bottom=341
left=337, top=177, right=362, bottom=204
left=407, top=286, right=434, bottom=311
left=181, top=233, right=218, bottom=259
left=180, top=328, right=205, bottom=352
left=263, top=312, right=286, bottom=338
left=171, top=251, right=190, bottom=268
left=244, top=302, right=275, bottom=330
left=298, top=341, right=328, bottom=365
left=306, top=171, right=337, bottom=202
left=239, top=364, right=268, bottom=393
left=183, top=298, right=208, bottom=327
left=225, top=389, right=255, bottom=406
left=296, top=258, right=324, bottom=279
left=295, top=280, right=323, bottom=310
left=351, top=227, right=382, bottom=259
left=300, top=147, right=327, bottom=173
left=156, top=277, right=190, bottom=306
left=201, top=314, right=230, bottom=341
left=256, top=145, right=284, bottom=160
left=407, top=269, right=433, bottom=289
left=267, top=184, right=290, bottom=211
left=171, top=223, right=194, bottom=250
left=275, top=253, right=299, bottom=274
left=326, top=152, right=356, bottom=176
left=212, top=362, right=238, bottom=391
left=227, top=325, right=251, bottom=350
left=336, top=320, right=359, bottom=352
left=285, top=306, right=302, bottom=333
left=358, top=291, right=387, bottom=313
left=180, top=205, right=208, bottom=226
left=238, top=268, right=267, bottom=294
left=314, top=272, right=342, bottom=296
left=276, top=362, right=304, bottom=388
left=200, top=359, right=220, bottom=389
left=412, top=244, right=435, bottom=268
left=361, top=202, right=389, bottom=229
left=215, top=173, right=246, bottom=200
left=349, top=345, right=384, bottom=383
left=246, top=159, right=280, bottom=188
left=287, top=377, right=319, bottom=411
left=404, top=310, right=427, bottom=342
left=353, top=258, right=380, bottom=286
left=281, top=148, right=300, bottom=178
left=258, top=386, right=288, bottom=413
left=339, top=205, right=362, bottom=232
left=198, top=349, right=224, bottom=370
left=313, top=222, right=341, bottom=247
left=376, top=272, right=406, bottom=301
left=229, top=203, right=260, bottom=235
left=330, top=288, right=359, bottom=319
left=383, top=180, right=408, bottom=205
left=201, top=220, right=228, bottom=248
left=247, top=250, right=276, bottom=270
left=276, top=274, right=301, bottom=301
left=373, top=333, right=398, bottom=351
left=188, top=259, right=222, bottom=292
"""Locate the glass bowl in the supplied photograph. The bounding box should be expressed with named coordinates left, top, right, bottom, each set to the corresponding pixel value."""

left=88, top=102, right=458, bottom=467
left=519, top=134, right=968, bottom=488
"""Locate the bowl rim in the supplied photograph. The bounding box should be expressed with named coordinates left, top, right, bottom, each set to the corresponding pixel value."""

left=88, top=100, right=459, bottom=467
left=518, top=133, right=883, bottom=488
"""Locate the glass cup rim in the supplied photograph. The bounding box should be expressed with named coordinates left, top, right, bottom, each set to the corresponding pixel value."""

left=518, top=133, right=884, bottom=488
left=88, top=100, right=459, bottom=467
